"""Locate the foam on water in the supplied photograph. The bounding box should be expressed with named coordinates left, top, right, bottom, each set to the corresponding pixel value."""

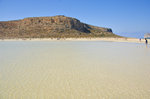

left=0, top=41, right=150, bottom=99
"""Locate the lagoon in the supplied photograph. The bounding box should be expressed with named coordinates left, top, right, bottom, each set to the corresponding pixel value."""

left=0, top=41, right=150, bottom=99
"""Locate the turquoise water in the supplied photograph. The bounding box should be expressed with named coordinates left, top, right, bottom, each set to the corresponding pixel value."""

left=0, top=41, right=150, bottom=99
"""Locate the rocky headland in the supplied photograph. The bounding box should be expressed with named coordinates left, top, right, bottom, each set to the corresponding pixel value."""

left=0, top=15, right=120, bottom=38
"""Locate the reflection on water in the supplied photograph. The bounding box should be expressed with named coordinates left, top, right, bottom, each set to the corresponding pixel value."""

left=0, top=41, right=150, bottom=99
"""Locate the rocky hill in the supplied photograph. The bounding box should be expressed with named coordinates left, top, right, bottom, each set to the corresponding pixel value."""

left=0, top=15, right=119, bottom=38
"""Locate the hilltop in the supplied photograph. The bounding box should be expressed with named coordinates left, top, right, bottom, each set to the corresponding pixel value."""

left=0, top=15, right=120, bottom=38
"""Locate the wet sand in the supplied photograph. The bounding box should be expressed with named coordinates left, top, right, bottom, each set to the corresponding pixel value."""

left=0, top=41, right=150, bottom=99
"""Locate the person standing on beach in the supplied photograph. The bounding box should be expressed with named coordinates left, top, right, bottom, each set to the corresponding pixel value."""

left=145, top=38, right=148, bottom=48
left=145, top=38, right=148, bottom=44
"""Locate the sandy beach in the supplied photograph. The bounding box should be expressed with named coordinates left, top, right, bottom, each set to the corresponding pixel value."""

left=0, top=37, right=149, bottom=44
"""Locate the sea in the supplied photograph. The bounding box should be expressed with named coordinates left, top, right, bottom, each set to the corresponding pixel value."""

left=115, top=32, right=146, bottom=39
left=0, top=41, right=150, bottom=99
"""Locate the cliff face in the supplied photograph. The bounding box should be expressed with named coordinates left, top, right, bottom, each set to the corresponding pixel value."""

left=0, top=15, right=119, bottom=38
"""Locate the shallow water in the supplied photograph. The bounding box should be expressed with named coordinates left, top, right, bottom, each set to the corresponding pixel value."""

left=0, top=41, right=150, bottom=99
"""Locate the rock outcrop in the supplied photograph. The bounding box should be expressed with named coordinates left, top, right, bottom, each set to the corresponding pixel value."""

left=0, top=15, right=119, bottom=38
left=144, top=33, right=150, bottom=39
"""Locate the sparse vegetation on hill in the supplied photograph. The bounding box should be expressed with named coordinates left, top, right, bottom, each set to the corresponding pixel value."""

left=0, top=15, right=120, bottom=38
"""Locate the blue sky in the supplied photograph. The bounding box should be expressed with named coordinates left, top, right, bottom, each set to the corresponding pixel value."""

left=0, top=0, right=150, bottom=38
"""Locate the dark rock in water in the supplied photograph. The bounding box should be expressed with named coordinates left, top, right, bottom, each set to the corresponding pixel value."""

left=0, top=15, right=119, bottom=38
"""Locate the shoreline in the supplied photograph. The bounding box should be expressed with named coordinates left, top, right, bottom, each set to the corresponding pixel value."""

left=0, top=38, right=149, bottom=44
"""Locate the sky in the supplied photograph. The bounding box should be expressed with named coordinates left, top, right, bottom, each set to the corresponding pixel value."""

left=0, top=0, right=150, bottom=38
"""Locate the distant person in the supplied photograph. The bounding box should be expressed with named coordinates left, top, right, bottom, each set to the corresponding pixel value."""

left=145, top=38, right=148, bottom=48
left=139, top=38, right=141, bottom=42
left=145, top=38, right=148, bottom=44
